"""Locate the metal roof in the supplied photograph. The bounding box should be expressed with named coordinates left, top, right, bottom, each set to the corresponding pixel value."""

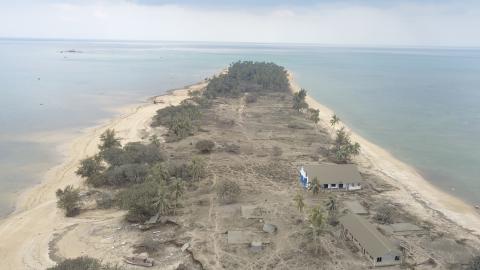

left=301, top=164, right=362, bottom=184
left=339, top=213, right=400, bottom=258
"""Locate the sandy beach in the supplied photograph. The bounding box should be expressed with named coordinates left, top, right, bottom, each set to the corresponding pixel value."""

left=0, top=72, right=479, bottom=269
left=288, top=72, right=480, bottom=237
left=0, top=81, right=206, bottom=269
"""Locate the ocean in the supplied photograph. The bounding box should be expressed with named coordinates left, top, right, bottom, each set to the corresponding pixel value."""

left=1, top=39, right=479, bottom=217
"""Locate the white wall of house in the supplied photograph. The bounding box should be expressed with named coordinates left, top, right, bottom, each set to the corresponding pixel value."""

left=372, top=251, right=402, bottom=267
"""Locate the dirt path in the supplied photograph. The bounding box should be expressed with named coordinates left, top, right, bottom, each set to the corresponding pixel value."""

left=207, top=159, right=221, bottom=270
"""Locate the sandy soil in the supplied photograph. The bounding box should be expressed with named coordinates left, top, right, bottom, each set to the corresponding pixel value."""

left=0, top=82, right=206, bottom=270
left=288, top=72, right=480, bottom=237
left=1, top=71, right=479, bottom=270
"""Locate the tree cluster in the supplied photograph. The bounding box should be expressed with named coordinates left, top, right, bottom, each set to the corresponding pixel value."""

left=331, top=127, right=361, bottom=163
left=47, top=257, right=123, bottom=270
left=77, top=133, right=166, bottom=188
left=70, top=129, right=207, bottom=222
left=151, top=103, right=201, bottom=140
left=204, top=61, right=290, bottom=98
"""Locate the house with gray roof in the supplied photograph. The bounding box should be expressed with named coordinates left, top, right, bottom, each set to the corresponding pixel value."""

left=339, top=213, right=402, bottom=267
left=299, top=164, right=363, bottom=190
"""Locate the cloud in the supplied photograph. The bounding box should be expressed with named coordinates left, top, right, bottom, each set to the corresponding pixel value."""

left=0, top=0, right=479, bottom=46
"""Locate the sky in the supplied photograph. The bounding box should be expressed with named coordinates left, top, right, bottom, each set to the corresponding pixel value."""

left=1, top=0, right=480, bottom=46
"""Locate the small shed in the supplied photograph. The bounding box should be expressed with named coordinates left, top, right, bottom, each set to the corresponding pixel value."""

left=339, top=213, right=402, bottom=267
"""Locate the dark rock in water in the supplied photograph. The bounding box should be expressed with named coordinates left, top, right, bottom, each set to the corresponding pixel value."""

left=60, top=49, right=82, bottom=54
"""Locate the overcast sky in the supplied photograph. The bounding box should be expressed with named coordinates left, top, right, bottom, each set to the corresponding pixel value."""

left=1, top=0, right=479, bottom=46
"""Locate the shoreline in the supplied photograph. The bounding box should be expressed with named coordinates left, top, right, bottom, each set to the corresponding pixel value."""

left=287, top=72, right=480, bottom=237
left=0, top=71, right=479, bottom=268
left=0, top=81, right=207, bottom=269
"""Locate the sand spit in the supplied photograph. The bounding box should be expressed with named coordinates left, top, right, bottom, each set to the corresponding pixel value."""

left=287, top=72, right=480, bottom=237
left=1, top=71, right=479, bottom=269
left=0, top=81, right=206, bottom=270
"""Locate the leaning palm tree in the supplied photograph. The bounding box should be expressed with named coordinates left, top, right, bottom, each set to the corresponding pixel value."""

left=330, top=114, right=340, bottom=127
left=293, top=193, right=305, bottom=213
left=153, top=185, right=171, bottom=215
left=308, top=206, right=325, bottom=254
left=169, top=178, right=185, bottom=215
left=99, top=129, right=121, bottom=152
left=326, top=197, right=336, bottom=214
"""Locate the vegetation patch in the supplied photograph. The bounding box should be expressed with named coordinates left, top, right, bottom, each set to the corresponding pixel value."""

left=47, top=257, right=122, bottom=270
left=151, top=103, right=201, bottom=141
left=204, top=61, right=290, bottom=98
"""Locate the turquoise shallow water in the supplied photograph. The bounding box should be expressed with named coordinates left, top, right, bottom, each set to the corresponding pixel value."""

left=1, top=39, right=479, bottom=217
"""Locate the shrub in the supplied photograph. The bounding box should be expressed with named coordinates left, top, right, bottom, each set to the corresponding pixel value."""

left=374, top=205, right=395, bottom=224
left=225, top=143, right=241, bottom=154
left=102, top=147, right=129, bottom=166
left=105, top=163, right=150, bottom=186
left=467, top=256, right=480, bottom=270
left=116, top=181, right=161, bottom=222
left=47, top=257, right=122, bottom=270
left=76, top=155, right=105, bottom=179
left=216, top=180, right=241, bottom=204
left=308, top=108, right=320, bottom=124
left=103, top=142, right=165, bottom=167
left=287, top=122, right=310, bottom=129
left=123, top=142, right=166, bottom=164
left=152, top=104, right=199, bottom=127
left=272, top=146, right=283, bottom=157
left=136, top=237, right=160, bottom=253
left=96, top=192, right=115, bottom=209
left=56, top=185, right=81, bottom=217
left=99, top=129, right=121, bottom=152
left=86, top=173, right=108, bottom=187
left=188, top=157, right=206, bottom=182
left=167, top=161, right=191, bottom=180
left=245, top=94, right=257, bottom=103
left=196, top=140, right=215, bottom=154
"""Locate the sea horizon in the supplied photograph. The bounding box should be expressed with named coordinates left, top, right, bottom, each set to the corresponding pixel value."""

left=1, top=38, right=479, bottom=218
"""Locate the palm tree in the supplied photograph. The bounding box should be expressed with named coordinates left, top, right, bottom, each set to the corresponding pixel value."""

left=293, top=193, right=305, bottom=213
left=330, top=114, right=340, bottom=127
left=169, top=178, right=185, bottom=215
left=189, top=157, right=206, bottom=181
left=153, top=184, right=171, bottom=215
left=309, top=108, right=320, bottom=124
left=349, top=142, right=361, bottom=157
left=149, top=134, right=161, bottom=146
left=325, top=197, right=337, bottom=224
left=308, top=206, right=325, bottom=254
left=311, top=177, right=320, bottom=195
left=293, top=89, right=308, bottom=112
left=99, top=129, right=121, bottom=152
